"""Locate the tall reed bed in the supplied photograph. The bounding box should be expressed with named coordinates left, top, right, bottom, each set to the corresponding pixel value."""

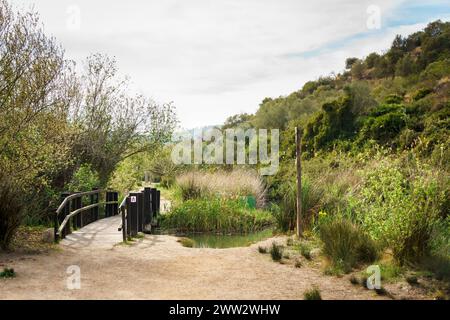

left=161, top=198, right=273, bottom=234
left=176, top=169, right=266, bottom=208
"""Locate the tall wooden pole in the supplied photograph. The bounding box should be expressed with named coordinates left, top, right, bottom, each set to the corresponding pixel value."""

left=295, top=127, right=303, bottom=238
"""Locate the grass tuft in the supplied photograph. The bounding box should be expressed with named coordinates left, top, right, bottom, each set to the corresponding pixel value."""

left=349, top=275, right=359, bottom=285
left=178, top=237, right=195, bottom=248
left=270, top=242, right=283, bottom=261
left=0, top=268, right=15, bottom=278
left=258, top=246, right=267, bottom=254
left=303, top=286, right=322, bottom=300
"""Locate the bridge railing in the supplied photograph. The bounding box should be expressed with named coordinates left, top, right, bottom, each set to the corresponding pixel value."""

left=54, top=189, right=119, bottom=242
left=118, top=187, right=161, bottom=242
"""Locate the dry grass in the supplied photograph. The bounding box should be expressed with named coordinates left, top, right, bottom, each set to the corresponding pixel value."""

left=176, top=169, right=266, bottom=207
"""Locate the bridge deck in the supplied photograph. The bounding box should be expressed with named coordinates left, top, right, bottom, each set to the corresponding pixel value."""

left=60, top=215, right=123, bottom=249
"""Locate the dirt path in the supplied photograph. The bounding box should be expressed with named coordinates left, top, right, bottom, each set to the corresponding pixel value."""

left=0, top=217, right=385, bottom=300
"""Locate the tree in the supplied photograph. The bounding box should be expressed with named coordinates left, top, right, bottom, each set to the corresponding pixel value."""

left=351, top=60, right=365, bottom=80
left=345, top=57, right=359, bottom=70
left=222, top=113, right=253, bottom=129
left=72, top=54, right=177, bottom=185
left=0, top=0, right=75, bottom=247
left=365, top=52, right=380, bottom=69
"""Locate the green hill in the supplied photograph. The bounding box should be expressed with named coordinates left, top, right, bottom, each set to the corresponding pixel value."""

left=222, top=20, right=450, bottom=272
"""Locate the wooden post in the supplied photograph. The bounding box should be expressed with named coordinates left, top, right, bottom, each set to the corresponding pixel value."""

left=91, top=188, right=99, bottom=221
left=121, top=205, right=127, bottom=242
left=143, top=187, right=153, bottom=231
left=61, top=192, right=71, bottom=239
left=295, top=127, right=303, bottom=238
left=129, top=192, right=140, bottom=236
left=137, top=191, right=144, bottom=232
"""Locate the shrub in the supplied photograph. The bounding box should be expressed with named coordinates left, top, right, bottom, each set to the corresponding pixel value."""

left=270, top=242, right=283, bottom=261
left=176, top=172, right=204, bottom=201
left=0, top=268, right=15, bottom=278
left=303, top=286, right=322, bottom=300
left=274, top=177, right=323, bottom=232
left=358, top=103, right=406, bottom=144
left=299, top=243, right=312, bottom=260
left=0, top=174, right=24, bottom=250
left=412, top=88, right=433, bottom=101
left=349, top=275, right=359, bottom=285
left=320, top=219, right=378, bottom=273
left=161, top=198, right=274, bottom=234
left=406, top=275, right=418, bottom=285
left=258, top=246, right=267, bottom=254
left=351, top=160, right=446, bottom=264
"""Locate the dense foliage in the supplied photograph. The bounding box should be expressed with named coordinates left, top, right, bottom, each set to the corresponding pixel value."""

left=220, top=21, right=449, bottom=270
left=0, top=2, right=177, bottom=248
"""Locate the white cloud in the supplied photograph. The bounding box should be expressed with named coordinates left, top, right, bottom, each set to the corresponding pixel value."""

left=7, top=0, right=448, bottom=128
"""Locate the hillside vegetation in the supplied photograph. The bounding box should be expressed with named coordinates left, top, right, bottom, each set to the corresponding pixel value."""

left=218, top=21, right=449, bottom=278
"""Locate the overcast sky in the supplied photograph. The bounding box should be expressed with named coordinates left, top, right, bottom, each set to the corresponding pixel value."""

left=9, top=0, right=450, bottom=129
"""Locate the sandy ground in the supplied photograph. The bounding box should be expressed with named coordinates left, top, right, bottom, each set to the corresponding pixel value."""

left=0, top=215, right=386, bottom=300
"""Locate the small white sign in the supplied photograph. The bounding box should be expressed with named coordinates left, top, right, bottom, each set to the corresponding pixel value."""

left=130, top=196, right=137, bottom=203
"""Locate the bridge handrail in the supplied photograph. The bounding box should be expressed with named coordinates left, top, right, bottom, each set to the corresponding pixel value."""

left=57, top=200, right=118, bottom=236
left=55, top=189, right=119, bottom=241
left=56, top=189, right=105, bottom=216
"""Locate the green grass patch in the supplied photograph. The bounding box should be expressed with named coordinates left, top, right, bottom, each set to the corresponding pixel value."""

left=177, top=237, right=195, bottom=248
left=161, top=198, right=274, bottom=234
left=0, top=268, right=15, bottom=278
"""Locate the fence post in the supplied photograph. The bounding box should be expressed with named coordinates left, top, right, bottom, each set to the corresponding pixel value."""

left=91, top=188, right=99, bottom=221
left=54, top=211, right=59, bottom=242
left=106, top=191, right=113, bottom=218
left=143, top=187, right=153, bottom=232
left=113, top=191, right=119, bottom=215
left=137, top=192, right=144, bottom=232
left=156, top=189, right=161, bottom=221
left=151, top=188, right=157, bottom=222
left=121, top=205, right=127, bottom=242
left=60, top=192, right=71, bottom=239
left=72, top=193, right=82, bottom=229
left=129, top=192, right=140, bottom=237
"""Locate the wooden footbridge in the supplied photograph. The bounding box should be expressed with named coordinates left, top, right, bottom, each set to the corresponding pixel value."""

left=54, top=187, right=161, bottom=244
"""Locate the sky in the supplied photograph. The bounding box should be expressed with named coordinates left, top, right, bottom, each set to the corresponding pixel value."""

left=8, top=0, right=450, bottom=129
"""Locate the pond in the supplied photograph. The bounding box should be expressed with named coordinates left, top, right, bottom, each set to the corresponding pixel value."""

left=182, top=229, right=274, bottom=248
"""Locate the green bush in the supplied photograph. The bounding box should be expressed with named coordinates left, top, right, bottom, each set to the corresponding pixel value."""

left=351, top=160, right=446, bottom=264
left=161, top=198, right=274, bottom=234
left=359, top=103, right=406, bottom=144
left=0, top=268, right=15, bottom=278
left=412, top=88, right=433, bottom=101
left=320, top=218, right=378, bottom=273
left=67, top=164, right=100, bottom=192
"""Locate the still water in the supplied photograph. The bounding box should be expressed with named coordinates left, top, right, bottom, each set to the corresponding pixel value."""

left=184, top=229, right=273, bottom=248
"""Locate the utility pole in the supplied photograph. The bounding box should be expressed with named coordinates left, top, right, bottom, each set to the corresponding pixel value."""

left=295, top=127, right=303, bottom=238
